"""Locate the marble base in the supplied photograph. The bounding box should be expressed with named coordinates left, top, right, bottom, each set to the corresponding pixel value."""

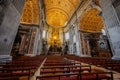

left=0, top=55, right=12, bottom=62
left=112, top=56, right=120, bottom=60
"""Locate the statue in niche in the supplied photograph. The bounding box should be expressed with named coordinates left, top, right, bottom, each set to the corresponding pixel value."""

left=73, top=43, right=77, bottom=53
left=100, top=42, right=105, bottom=50
left=64, top=42, right=68, bottom=55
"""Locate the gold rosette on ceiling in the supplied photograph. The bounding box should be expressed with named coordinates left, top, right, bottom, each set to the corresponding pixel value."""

left=44, top=0, right=80, bottom=27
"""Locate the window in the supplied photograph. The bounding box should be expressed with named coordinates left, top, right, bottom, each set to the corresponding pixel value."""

left=65, top=32, right=69, bottom=40
left=42, top=30, right=46, bottom=39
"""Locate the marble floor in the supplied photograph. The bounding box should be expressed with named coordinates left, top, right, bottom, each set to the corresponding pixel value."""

left=30, top=58, right=47, bottom=80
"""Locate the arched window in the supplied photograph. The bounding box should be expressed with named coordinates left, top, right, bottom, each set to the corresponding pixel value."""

left=42, top=30, right=46, bottom=39
left=65, top=32, right=69, bottom=40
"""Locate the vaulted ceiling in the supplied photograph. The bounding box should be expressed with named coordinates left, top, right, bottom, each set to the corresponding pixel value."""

left=20, top=0, right=104, bottom=33
left=44, top=0, right=81, bottom=27
left=20, top=0, right=39, bottom=25
left=80, top=8, right=104, bottom=33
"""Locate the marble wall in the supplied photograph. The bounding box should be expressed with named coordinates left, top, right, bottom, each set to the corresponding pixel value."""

left=100, top=0, right=120, bottom=59
left=12, top=0, right=26, bottom=15
left=0, top=0, right=25, bottom=61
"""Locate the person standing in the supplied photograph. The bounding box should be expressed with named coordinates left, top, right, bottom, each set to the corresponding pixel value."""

left=64, top=44, right=68, bottom=55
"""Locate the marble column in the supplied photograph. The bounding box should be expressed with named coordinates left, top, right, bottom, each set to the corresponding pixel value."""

left=69, top=28, right=74, bottom=54
left=62, top=29, right=65, bottom=44
left=87, top=40, right=91, bottom=57
left=33, top=27, right=39, bottom=55
left=74, top=23, right=81, bottom=56
left=78, top=31, right=83, bottom=56
left=0, top=1, right=25, bottom=61
left=100, top=0, right=120, bottom=60
left=37, top=29, right=43, bottom=55
left=81, top=34, right=86, bottom=55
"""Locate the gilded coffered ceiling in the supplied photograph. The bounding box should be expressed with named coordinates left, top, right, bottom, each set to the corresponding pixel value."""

left=20, top=0, right=39, bottom=25
left=20, top=0, right=103, bottom=33
left=80, top=8, right=104, bottom=33
left=44, top=0, right=81, bottom=27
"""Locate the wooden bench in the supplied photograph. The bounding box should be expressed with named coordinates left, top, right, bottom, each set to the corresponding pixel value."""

left=65, top=55, right=120, bottom=72
left=0, top=67, right=36, bottom=80
left=40, top=65, right=91, bottom=74
left=0, top=76, right=19, bottom=80
left=43, top=62, right=81, bottom=66
left=36, top=72, right=113, bottom=80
